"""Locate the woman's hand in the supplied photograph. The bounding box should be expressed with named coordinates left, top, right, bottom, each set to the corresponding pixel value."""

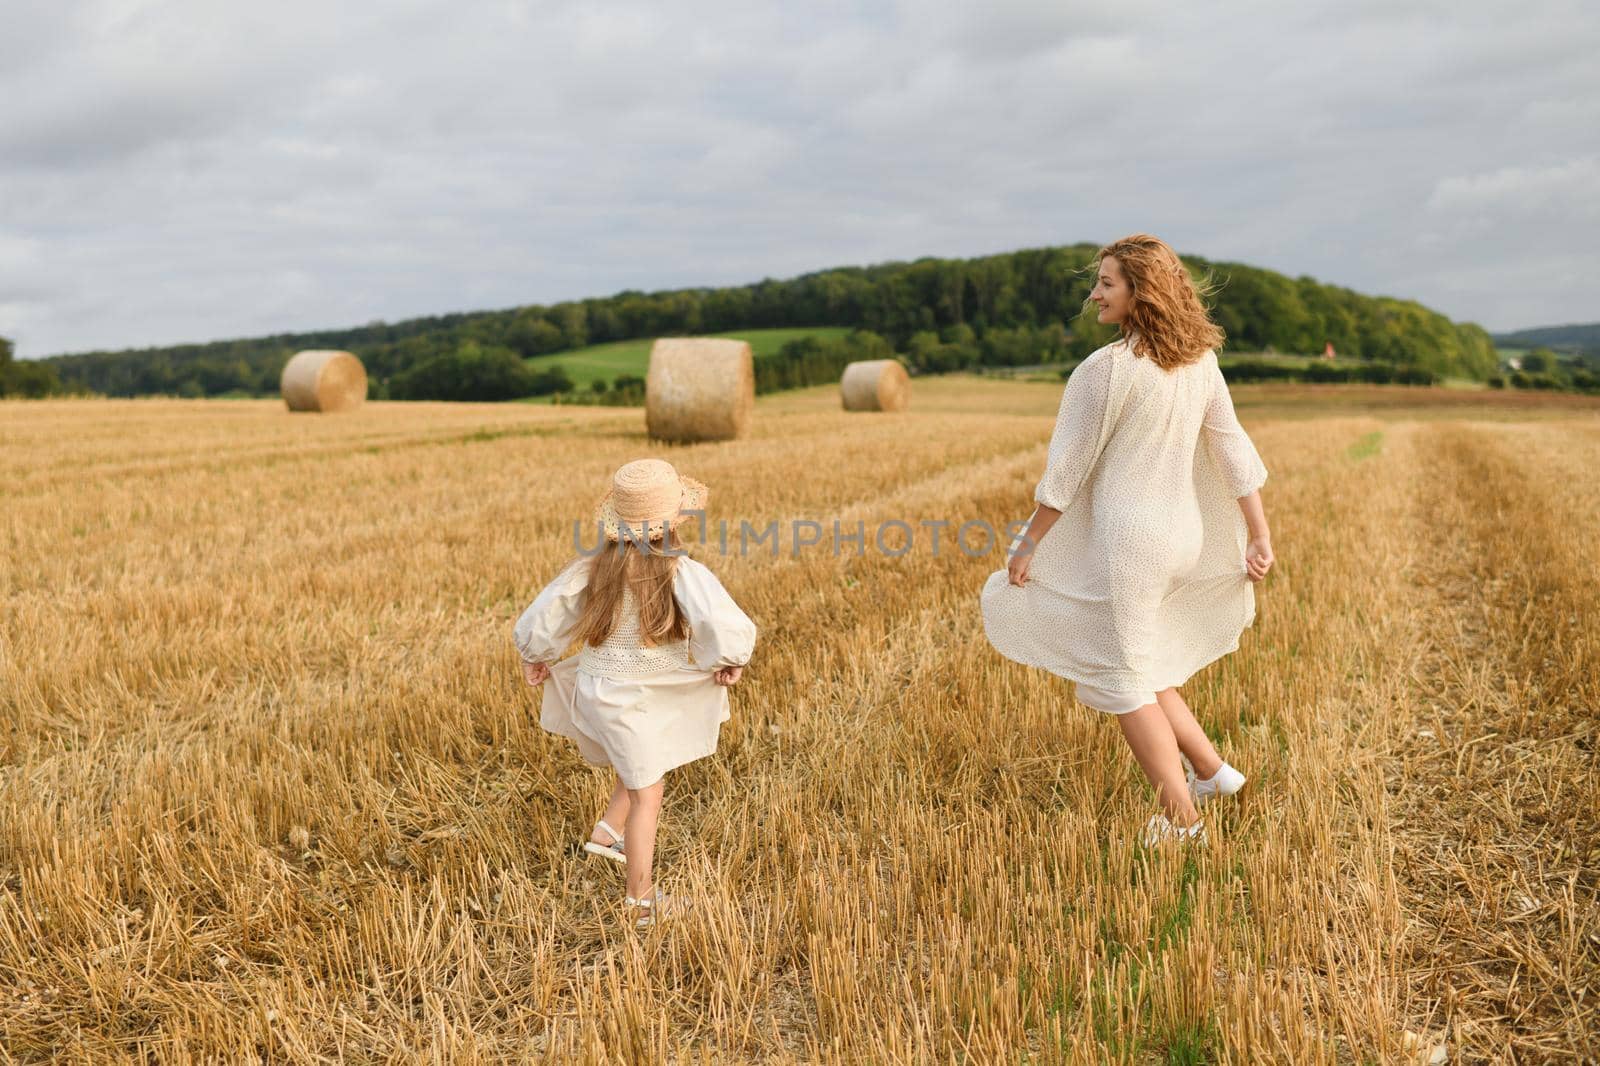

left=521, top=660, right=551, bottom=687
left=1007, top=548, right=1032, bottom=587
left=1007, top=506, right=1055, bottom=587
left=712, top=665, right=743, bottom=687
left=1245, top=535, right=1274, bottom=582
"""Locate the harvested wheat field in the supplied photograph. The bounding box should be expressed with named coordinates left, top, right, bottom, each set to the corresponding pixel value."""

left=2, top=377, right=1597, bottom=1063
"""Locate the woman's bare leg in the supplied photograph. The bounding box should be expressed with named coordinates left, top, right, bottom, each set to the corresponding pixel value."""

left=593, top=773, right=631, bottom=846
left=1116, top=703, right=1201, bottom=826
left=1155, top=688, right=1224, bottom=781
left=624, top=779, right=665, bottom=900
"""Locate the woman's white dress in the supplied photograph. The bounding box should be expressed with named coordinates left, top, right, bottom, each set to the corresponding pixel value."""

left=514, top=555, right=757, bottom=787
left=979, top=340, right=1268, bottom=713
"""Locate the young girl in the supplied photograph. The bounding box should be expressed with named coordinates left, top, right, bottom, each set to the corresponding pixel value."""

left=980, top=233, right=1273, bottom=847
left=514, top=458, right=757, bottom=926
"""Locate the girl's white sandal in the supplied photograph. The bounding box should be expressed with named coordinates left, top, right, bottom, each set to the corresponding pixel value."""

left=624, top=891, right=674, bottom=929
left=583, top=819, right=627, bottom=865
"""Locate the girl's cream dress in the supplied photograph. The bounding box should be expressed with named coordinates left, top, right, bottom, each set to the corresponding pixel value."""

left=980, top=339, right=1269, bottom=714
left=515, top=555, right=757, bottom=788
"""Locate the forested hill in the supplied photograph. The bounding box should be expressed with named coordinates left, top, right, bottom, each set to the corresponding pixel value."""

left=43, top=243, right=1498, bottom=397
left=1492, top=322, right=1600, bottom=357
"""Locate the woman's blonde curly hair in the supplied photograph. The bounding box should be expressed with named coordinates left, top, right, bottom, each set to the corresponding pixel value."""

left=1093, top=234, right=1225, bottom=370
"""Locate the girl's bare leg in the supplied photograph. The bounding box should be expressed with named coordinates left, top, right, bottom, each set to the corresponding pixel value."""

left=1116, top=703, right=1201, bottom=826
left=1155, top=688, right=1224, bottom=781
left=624, top=779, right=665, bottom=900
left=593, top=773, right=630, bottom=846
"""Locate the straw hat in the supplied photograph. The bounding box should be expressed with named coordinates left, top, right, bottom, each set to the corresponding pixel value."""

left=594, top=458, right=709, bottom=542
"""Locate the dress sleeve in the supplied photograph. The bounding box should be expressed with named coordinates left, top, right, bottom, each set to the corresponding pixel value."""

left=1034, top=350, right=1116, bottom=513
left=512, top=557, right=589, bottom=664
left=675, top=560, right=757, bottom=670
left=1201, top=359, right=1269, bottom=498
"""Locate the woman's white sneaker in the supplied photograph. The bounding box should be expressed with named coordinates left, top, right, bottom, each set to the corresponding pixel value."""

left=1190, top=762, right=1246, bottom=807
left=1143, top=813, right=1207, bottom=848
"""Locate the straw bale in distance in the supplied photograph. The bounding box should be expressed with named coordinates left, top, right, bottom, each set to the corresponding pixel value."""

left=840, top=359, right=911, bottom=412
left=645, top=338, right=754, bottom=442
left=280, top=350, right=367, bottom=413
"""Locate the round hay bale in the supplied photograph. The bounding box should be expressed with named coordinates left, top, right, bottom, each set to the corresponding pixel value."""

left=840, top=359, right=911, bottom=412
left=645, top=338, right=754, bottom=442
left=280, top=350, right=367, bottom=413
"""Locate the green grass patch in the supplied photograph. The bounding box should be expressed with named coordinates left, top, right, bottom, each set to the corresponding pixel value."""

left=1218, top=351, right=1323, bottom=369
left=1154, top=854, right=1201, bottom=951
left=1161, top=1020, right=1218, bottom=1065
left=523, top=327, right=854, bottom=391
left=1347, top=430, right=1384, bottom=461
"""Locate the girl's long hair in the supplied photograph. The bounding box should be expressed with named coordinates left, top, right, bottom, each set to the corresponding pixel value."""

left=1094, top=234, right=1225, bottom=370
left=570, top=529, right=689, bottom=648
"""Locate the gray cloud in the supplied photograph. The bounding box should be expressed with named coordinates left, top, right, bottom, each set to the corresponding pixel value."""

left=1, top=0, right=1597, bottom=358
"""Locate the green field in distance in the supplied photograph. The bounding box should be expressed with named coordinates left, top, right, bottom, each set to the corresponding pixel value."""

left=522, top=327, right=855, bottom=394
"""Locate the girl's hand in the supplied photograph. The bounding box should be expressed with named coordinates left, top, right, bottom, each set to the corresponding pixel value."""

left=1007, top=547, right=1032, bottom=587
left=713, top=665, right=743, bottom=687
left=1245, top=535, right=1274, bottom=582
left=521, top=660, right=551, bottom=687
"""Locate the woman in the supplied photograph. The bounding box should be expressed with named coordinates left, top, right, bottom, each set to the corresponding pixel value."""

left=979, top=234, right=1274, bottom=846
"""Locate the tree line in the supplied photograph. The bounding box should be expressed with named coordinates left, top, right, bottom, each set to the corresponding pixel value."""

left=1486, top=347, right=1600, bottom=393
left=37, top=243, right=1504, bottom=400
left=1, top=337, right=69, bottom=397
left=1492, top=323, right=1600, bottom=358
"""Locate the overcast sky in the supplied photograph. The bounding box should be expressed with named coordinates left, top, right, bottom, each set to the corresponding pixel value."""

left=2, top=0, right=1596, bottom=358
